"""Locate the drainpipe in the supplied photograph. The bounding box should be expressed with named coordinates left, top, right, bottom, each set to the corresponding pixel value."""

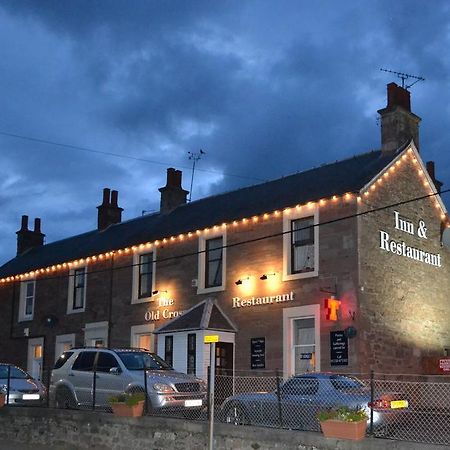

left=107, top=253, right=115, bottom=348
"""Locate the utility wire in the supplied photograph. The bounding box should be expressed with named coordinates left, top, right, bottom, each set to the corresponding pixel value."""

left=0, top=130, right=266, bottom=182
left=9, top=188, right=449, bottom=282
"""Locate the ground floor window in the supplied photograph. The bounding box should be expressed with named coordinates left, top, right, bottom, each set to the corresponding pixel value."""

left=187, top=333, right=196, bottom=374
left=130, top=324, right=154, bottom=351
left=283, top=305, right=320, bottom=376
left=165, top=335, right=173, bottom=367
left=293, top=317, right=316, bottom=373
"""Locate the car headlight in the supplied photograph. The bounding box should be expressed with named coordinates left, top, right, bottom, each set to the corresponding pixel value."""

left=153, top=383, right=175, bottom=393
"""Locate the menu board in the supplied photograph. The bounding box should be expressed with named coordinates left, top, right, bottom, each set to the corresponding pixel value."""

left=330, top=331, right=348, bottom=366
left=251, top=337, right=266, bottom=369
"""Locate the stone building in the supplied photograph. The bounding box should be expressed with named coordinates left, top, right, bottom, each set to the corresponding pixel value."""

left=0, top=83, right=448, bottom=381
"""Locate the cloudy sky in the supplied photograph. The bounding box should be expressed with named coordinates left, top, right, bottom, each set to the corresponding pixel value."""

left=0, top=1, right=449, bottom=264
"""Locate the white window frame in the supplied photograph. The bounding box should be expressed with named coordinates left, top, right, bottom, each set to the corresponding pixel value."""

left=67, top=265, right=87, bottom=314
left=55, top=333, right=75, bottom=362
left=130, top=323, right=155, bottom=351
left=283, top=304, right=320, bottom=376
left=131, top=249, right=157, bottom=304
left=282, top=206, right=319, bottom=281
left=18, top=279, right=36, bottom=322
left=197, top=229, right=227, bottom=294
left=84, top=321, right=108, bottom=347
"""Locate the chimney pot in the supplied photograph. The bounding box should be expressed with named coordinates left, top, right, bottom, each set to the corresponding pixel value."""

left=111, top=190, right=119, bottom=207
left=34, top=218, right=41, bottom=233
left=21, top=215, right=29, bottom=231
left=102, top=188, right=111, bottom=206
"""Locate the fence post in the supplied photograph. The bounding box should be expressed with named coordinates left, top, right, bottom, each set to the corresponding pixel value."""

left=143, top=368, right=149, bottom=414
left=208, top=342, right=216, bottom=450
left=92, top=367, right=97, bottom=411
left=275, top=369, right=283, bottom=428
left=6, top=365, right=11, bottom=406
left=45, top=369, right=51, bottom=408
left=206, top=365, right=210, bottom=419
left=369, top=370, right=374, bottom=436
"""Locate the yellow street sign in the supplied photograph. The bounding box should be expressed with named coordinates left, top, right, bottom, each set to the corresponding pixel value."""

left=204, top=335, right=219, bottom=343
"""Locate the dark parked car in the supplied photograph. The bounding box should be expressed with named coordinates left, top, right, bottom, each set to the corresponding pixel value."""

left=0, top=363, right=47, bottom=406
left=221, top=372, right=408, bottom=431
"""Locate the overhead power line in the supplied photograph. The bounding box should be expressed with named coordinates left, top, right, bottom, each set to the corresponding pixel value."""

left=0, top=130, right=266, bottom=182
left=7, top=188, right=449, bottom=282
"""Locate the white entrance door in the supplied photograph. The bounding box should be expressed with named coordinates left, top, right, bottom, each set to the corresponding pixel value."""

left=55, top=334, right=75, bottom=361
left=27, top=337, right=44, bottom=380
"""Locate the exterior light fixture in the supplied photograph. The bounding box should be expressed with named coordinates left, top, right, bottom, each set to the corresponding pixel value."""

left=235, top=277, right=250, bottom=286
left=152, top=290, right=167, bottom=295
left=260, top=273, right=276, bottom=280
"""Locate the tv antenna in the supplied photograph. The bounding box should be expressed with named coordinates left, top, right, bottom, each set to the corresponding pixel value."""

left=380, top=68, right=425, bottom=90
left=187, top=149, right=205, bottom=202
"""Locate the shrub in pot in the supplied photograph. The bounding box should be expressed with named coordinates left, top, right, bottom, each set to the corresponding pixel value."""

left=317, top=406, right=368, bottom=441
left=108, top=392, right=146, bottom=417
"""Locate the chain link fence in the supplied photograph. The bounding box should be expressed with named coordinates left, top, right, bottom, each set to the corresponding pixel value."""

left=1, top=365, right=449, bottom=446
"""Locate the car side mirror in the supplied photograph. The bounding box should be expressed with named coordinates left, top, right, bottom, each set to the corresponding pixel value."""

left=109, top=367, right=121, bottom=375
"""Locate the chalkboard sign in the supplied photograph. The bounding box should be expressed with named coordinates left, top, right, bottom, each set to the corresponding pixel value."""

left=330, top=331, right=348, bottom=366
left=251, top=337, right=266, bottom=369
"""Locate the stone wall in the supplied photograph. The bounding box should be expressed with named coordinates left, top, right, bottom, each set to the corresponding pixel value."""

left=0, top=407, right=441, bottom=450
left=357, top=149, right=450, bottom=374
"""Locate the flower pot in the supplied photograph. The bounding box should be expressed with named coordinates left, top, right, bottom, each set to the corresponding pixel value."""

left=0, top=393, right=5, bottom=408
left=110, top=400, right=144, bottom=417
left=320, top=419, right=367, bottom=441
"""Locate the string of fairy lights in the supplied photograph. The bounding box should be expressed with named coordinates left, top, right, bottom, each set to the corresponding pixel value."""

left=0, top=147, right=448, bottom=284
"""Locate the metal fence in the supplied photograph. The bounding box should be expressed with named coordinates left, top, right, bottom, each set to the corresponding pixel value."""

left=1, top=367, right=450, bottom=446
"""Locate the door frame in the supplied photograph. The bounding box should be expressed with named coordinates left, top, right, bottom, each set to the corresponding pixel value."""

left=27, top=337, right=44, bottom=380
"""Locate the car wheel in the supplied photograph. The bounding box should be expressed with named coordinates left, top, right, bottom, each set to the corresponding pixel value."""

left=224, top=403, right=249, bottom=426
left=55, top=387, right=77, bottom=409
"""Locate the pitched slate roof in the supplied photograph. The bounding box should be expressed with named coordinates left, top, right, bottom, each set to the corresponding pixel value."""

left=0, top=148, right=400, bottom=278
left=154, top=298, right=237, bottom=334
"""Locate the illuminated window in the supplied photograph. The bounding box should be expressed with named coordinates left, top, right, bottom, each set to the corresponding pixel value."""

left=198, top=230, right=226, bottom=294
left=138, top=253, right=153, bottom=298
left=19, top=280, right=35, bottom=321
left=67, top=266, right=87, bottom=314
left=291, top=217, right=315, bottom=274
left=73, top=269, right=86, bottom=310
left=205, top=237, right=223, bottom=288
left=132, top=250, right=156, bottom=304
left=283, top=206, right=319, bottom=281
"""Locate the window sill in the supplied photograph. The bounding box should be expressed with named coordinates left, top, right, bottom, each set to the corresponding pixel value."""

left=67, top=308, right=86, bottom=315
left=282, top=270, right=318, bottom=282
left=131, top=296, right=155, bottom=305
left=18, top=316, right=33, bottom=322
left=197, top=284, right=225, bottom=295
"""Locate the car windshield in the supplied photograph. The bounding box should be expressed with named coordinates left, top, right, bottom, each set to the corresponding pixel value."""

left=330, top=375, right=366, bottom=391
left=0, top=365, right=29, bottom=379
left=117, top=351, right=173, bottom=371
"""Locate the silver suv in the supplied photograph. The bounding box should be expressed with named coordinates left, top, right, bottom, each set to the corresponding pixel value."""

left=50, top=347, right=206, bottom=412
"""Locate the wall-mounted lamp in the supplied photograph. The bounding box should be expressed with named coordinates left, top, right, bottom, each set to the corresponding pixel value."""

left=235, top=277, right=250, bottom=286
left=152, top=290, right=168, bottom=295
left=260, top=273, right=276, bottom=280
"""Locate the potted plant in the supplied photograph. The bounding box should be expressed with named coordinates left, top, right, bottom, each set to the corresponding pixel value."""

left=317, top=406, right=368, bottom=441
left=108, top=392, right=146, bottom=417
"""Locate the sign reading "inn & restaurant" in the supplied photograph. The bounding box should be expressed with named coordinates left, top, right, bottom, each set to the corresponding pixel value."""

left=379, top=211, right=442, bottom=268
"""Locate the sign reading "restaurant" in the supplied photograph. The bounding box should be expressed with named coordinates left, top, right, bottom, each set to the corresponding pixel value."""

left=379, top=211, right=442, bottom=268
left=232, top=292, right=295, bottom=308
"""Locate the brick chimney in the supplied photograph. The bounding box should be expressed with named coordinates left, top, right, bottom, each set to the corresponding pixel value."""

left=97, top=188, right=123, bottom=230
left=377, top=82, right=421, bottom=153
left=426, top=161, right=443, bottom=193
left=158, top=168, right=189, bottom=213
left=16, top=215, right=45, bottom=255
